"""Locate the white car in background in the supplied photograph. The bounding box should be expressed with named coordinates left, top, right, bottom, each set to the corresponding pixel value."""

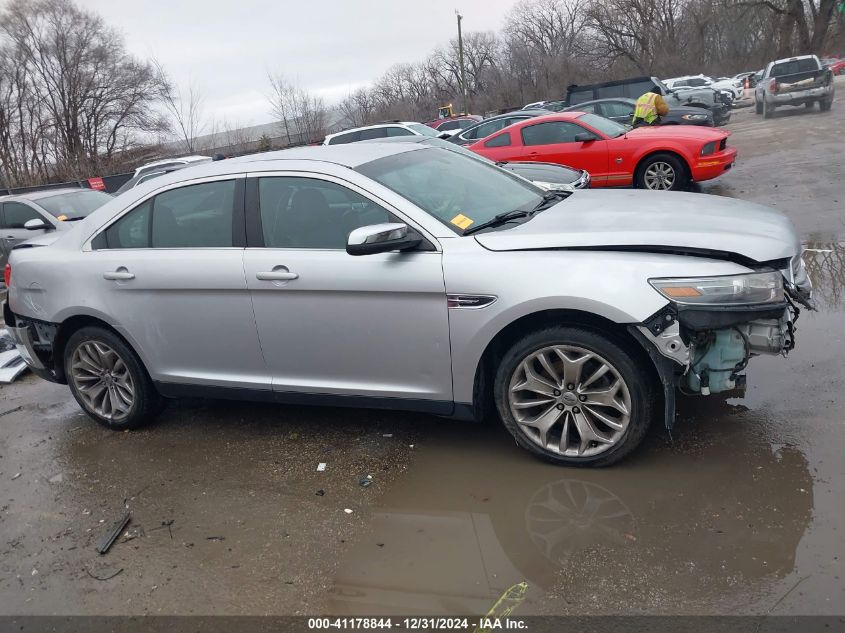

left=664, top=74, right=743, bottom=100
left=323, top=122, right=451, bottom=145
left=131, top=155, right=212, bottom=179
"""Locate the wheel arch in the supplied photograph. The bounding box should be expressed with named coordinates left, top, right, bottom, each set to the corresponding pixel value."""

left=469, top=308, right=660, bottom=422
left=53, top=313, right=150, bottom=383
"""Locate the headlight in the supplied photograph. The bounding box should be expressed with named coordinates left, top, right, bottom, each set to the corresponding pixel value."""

left=700, top=141, right=717, bottom=156
left=682, top=113, right=709, bottom=121
left=649, top=272, right=784, bottom=306
left=532, top=180, right=575, bottom=192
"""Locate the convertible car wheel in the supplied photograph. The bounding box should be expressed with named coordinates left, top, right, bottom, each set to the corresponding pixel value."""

left=636, top=153, right=688, bottom=191
left=65, top=326, right=163, bottom=430
left=494, top=327, right=654, bottom=467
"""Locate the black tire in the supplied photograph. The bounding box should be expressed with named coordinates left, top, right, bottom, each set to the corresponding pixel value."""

left=819, top=98, right=833, bottom=112
left=755, top=99, right=763, bottom=115
left=634, top=152, right=689, bottom=191
left=64, top=326, right=163, bottom=430
left=763, top=99, right=773, bottom=119
left=493, top=326, right=656, bottom=467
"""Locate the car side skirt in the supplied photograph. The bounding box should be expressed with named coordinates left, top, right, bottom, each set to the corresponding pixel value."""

left=154, top=381, right=462, bottom=417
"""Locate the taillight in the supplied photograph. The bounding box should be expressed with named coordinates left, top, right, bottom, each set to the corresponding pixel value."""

left=3, top=263, right=10, bottom=288
left=769, top=78, right=778, bottom=93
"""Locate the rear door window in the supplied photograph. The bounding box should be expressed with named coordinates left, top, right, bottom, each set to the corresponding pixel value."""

left=328, top=130, right=361, bottom=145
left=600, top=101, right=634, bottom=118
left=385, top=126, right=415, bottom=137
left=97, top=180, right=236, bottom=249
left=484, top=133, right=512, bottom=148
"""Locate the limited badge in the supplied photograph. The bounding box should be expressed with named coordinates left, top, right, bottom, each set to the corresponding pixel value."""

left=450, top=214, right=474, bottom=229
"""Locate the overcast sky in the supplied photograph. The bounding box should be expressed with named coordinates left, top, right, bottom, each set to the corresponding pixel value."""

left=82, top=0, right=519, bottom=128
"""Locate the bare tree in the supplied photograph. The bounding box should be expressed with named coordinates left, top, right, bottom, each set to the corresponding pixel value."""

left=155, top=62, right=208, bottom=154
left=267, top=73, right=328, bottom=145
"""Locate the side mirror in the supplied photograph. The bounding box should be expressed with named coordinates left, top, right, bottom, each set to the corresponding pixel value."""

left=438, top=130, right=456, bottom=139
left=574, top=132, right=595, bottom=143
left=24, top=218, right=52, bottom=231
left=347, top=223, right=421, bottom=256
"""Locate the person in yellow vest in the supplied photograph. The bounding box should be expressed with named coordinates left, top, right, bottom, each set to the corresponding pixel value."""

left=631, top=87, right=669, bottom=127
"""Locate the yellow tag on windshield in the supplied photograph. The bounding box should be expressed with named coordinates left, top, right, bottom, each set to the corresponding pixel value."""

left=56, top=214, right=68, bottom=221
left=450, top=214, right=474, bottom=230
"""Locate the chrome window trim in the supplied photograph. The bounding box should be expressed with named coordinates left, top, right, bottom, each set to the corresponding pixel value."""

left=82, top=173, right=246, bottom=251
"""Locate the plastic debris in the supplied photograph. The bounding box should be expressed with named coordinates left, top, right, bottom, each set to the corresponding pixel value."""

left=359, top=474, right=373, bottom=488
left=96, top=512, right=131, bottom=555
left=315, top=489, right=325, bottom=496
left=344, top=508, right=353, bottom=514
left=11, top=472, right=21, bottom=480
left=316, top=462, right=326, bottom=472
left=382, top=433, right=393, bottom=438
left=48, top=474, right=63, bottom=484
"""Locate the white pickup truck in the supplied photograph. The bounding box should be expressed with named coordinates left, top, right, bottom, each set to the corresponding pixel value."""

left=755, top=54, right=835, bottom=118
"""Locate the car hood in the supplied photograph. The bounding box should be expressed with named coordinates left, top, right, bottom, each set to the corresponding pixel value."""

left=624, top=125, right=727, bottom=141
left=473, top=190, right=799, bottom=263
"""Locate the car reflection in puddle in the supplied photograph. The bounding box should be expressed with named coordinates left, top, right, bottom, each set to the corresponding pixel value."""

left=328, top=238, right=845, bottom=617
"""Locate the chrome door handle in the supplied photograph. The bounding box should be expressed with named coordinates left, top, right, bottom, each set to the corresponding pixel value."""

left=103, top=270, right=135, bottom=281
left=256, top=269, right=298, bottom=281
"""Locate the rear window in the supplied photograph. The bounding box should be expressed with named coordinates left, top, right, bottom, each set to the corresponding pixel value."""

left=36, top=190, right=112, bottom=220
left=771, top=58, right=819, bottom=77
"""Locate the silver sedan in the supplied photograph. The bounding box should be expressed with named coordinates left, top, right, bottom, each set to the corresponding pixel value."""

left=4, top=144, right=811, bottom=466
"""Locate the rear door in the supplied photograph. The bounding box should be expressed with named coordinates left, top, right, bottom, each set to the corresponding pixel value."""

left=518, top=121, right=609, bottom=181
left=1, top=201, right=56, bottom=268
left=85, top=176, right=268, bottom=390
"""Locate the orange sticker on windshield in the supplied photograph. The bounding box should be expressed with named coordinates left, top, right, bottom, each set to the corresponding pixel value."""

left=450, top=214, right=474, bottom=229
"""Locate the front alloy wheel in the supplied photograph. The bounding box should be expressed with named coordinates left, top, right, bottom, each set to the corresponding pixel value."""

left=636, top=153, right=688, bottom=191
left=508, top=345, right=631, bottom=458
left=642, top=161, right=676, bottom=190
left=495, top=327, right=654, bottom=466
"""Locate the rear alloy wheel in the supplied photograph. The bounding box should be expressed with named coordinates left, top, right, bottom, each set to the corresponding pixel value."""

left=494, top=327, right=654, bottom=467
left=65, top=326, right=163, bottom=430
left=755, top=99, right=763, bottom=115
left=636, top=153, right=688, bottom=191
left=819, top=98, right=832, bottom=112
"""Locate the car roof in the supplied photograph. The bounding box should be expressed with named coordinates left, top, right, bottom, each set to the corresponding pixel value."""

left=325, top=122, right=419, bottom=138
left=0, top=187, right=93, bottom=203
left=771, top=54, right=818, bottom=64
left=564, top=97, right=635, bottom=108
left=485, top=109, right=552, bottom=120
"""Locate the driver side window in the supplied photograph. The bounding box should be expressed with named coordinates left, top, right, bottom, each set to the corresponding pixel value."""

left=521, top=122, right=586, bottom=146
left=258, top=177, right=396, bottom=249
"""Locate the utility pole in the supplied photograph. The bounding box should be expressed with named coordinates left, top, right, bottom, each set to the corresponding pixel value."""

left=456, top=10, right=468, bottom=115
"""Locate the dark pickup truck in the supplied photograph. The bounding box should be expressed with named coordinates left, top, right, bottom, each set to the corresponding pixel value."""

left=754, top=54, right=835, bottom=118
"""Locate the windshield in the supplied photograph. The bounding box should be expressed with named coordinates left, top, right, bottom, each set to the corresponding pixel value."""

left=578, top=113, right=628, bottom=138
left=356, top=148, right=544, bottom=233
left=37, top=190, right=113, bottom=219
left=407, top=123, right=439, bottom=137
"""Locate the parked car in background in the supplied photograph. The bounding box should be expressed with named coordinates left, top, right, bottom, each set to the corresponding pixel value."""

left=823, top=58, right=845, bottom=75
left=664, top=74, right=743, bottom=100
left=467, top=112, right=735, bottom=191
left=115, top=165, right=189, bottom=195
left=3, top=143, right=812, bottom=466
left=324, top=122, right=450, bottom=145
left=562, top=98, right=714, bottom=126
left=358, top=135, right=591, bottom=190
left=448, top=109, right=552, bottom=146
left=1, top=188, right=113, bottom=269
left=425, top=115, right=483, bottom=133
left=754, top=54, right=834, bottom=117
left=566, top=77, right=732, bottom=125
left=132, top=155, right=211, bottom=179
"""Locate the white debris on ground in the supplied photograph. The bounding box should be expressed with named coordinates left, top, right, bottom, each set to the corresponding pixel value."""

left=0, top=328, right=28, bottom=383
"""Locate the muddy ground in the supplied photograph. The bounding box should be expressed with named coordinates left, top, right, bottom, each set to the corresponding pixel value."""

left=1, top=81, right=844, bottom=617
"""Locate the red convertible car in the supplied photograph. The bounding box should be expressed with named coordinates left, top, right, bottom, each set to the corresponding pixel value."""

left=467, top=112, right=737, bottom=191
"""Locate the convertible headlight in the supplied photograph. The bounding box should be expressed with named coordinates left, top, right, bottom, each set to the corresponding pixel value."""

left=649, top=272, right=784, bottom=305
left=532, top=180, right=575, bottom=192
left=682, top=113, right=709, bottom=121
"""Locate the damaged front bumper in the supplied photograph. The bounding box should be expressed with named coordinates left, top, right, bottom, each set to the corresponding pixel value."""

left=630, top=261, right=812, bottom=428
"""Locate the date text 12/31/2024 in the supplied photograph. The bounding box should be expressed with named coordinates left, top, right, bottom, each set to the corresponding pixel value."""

left=307, top=618, right=528, bottom=630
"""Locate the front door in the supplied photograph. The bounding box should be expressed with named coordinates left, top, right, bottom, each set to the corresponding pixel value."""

left=242, top=173, right=453, bottom=410
left=518, top=120, right=610, bottom=183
